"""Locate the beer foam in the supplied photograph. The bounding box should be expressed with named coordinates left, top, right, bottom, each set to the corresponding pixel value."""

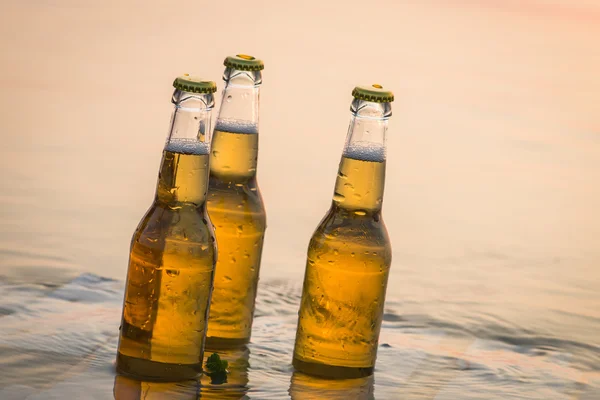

left=215, top=119, right=258, bottom=135
left=165, top=139, right=209, bottom=155
left=343, top=142, right=386, bottom=162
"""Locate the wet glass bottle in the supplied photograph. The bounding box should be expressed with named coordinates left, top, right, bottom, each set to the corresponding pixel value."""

left=293, top=85, right=395, bottom=379
left=116, top=76, right=218, bottom=381
left=206, top=55, right=267, bottom=347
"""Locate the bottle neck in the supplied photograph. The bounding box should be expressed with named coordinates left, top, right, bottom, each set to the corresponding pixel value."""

left=166, top=89, right=214, bottom=152
left=210, top=68, right=261, bottom=181
left=332, top=99, right=391, bottom=213
left=156, top=90, right=214, bottom=206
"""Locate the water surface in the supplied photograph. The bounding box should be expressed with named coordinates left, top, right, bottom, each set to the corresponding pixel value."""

left=0, top=275, right=597, bottom=399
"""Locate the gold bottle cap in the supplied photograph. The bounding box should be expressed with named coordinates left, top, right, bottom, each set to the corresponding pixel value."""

left=223, top=54, right=265, bottom=71
left=352, top=84, right=394, bottom=103
left=172, top=75, right=217, bottom=94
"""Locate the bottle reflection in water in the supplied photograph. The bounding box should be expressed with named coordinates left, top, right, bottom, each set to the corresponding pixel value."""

left=206, top=55, right=267, bottom=347
left=289, top=371, right=375, bottom=400
left=116, top=77, right=218, bottom=381
left=200, top=346, right=251, bottom=399
left=293, top=85, right=394, bottom=379
left=113, top=374, right=200, bottom=400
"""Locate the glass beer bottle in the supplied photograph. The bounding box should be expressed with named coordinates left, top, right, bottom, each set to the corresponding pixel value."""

left=206, top=55, right=267, bottom=347
left=292, top=85, right=395, bottom=379
left=116, top=76, right=218, bottom=381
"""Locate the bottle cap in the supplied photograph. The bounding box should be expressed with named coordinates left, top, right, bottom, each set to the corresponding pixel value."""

left=224, top=54, right=265, bottom=71
left=172, top=75, right=217, bottom=94
left=352, top=84, right=394, bottom=103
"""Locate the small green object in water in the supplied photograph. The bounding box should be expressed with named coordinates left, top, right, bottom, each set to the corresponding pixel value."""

left=205, top=353, right=229, bottom=384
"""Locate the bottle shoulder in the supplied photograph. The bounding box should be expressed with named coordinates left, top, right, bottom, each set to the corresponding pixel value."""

left=132, top=202, right=215, bottom=247
left=207, top=177, right=266, bottom=218
left=307, top=206, right=392, bottom=269
left=311, top=206, right=391, bottom=248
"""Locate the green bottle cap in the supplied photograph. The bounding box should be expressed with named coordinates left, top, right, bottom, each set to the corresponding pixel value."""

left=223, top=54, right=265, bottom=71
left=172, top=75, right=217, bottom=94
left=352, top=84, right=394, bottom=103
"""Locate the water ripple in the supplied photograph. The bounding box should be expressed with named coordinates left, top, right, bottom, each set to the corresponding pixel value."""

left=0, top=273, right=598, bottom=399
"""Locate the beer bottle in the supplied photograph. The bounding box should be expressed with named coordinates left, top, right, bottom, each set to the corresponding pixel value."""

left=116, top=76, right=218, bottom=381
left=292, top=85, right=394, bottom=378
left=206, top=55, right=267, bottom=347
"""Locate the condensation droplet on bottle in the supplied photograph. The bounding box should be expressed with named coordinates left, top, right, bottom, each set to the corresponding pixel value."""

left=166, top=269, right=179, bottom=277
left=333, top=193, right=345, bottom=202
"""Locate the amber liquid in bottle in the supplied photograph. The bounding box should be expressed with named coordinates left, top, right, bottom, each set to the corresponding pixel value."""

left=293, top=96, right=393, bottom=379
left=206, top=66, right=266, bottom=347
left=117, top=87, right=217, bottom=381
